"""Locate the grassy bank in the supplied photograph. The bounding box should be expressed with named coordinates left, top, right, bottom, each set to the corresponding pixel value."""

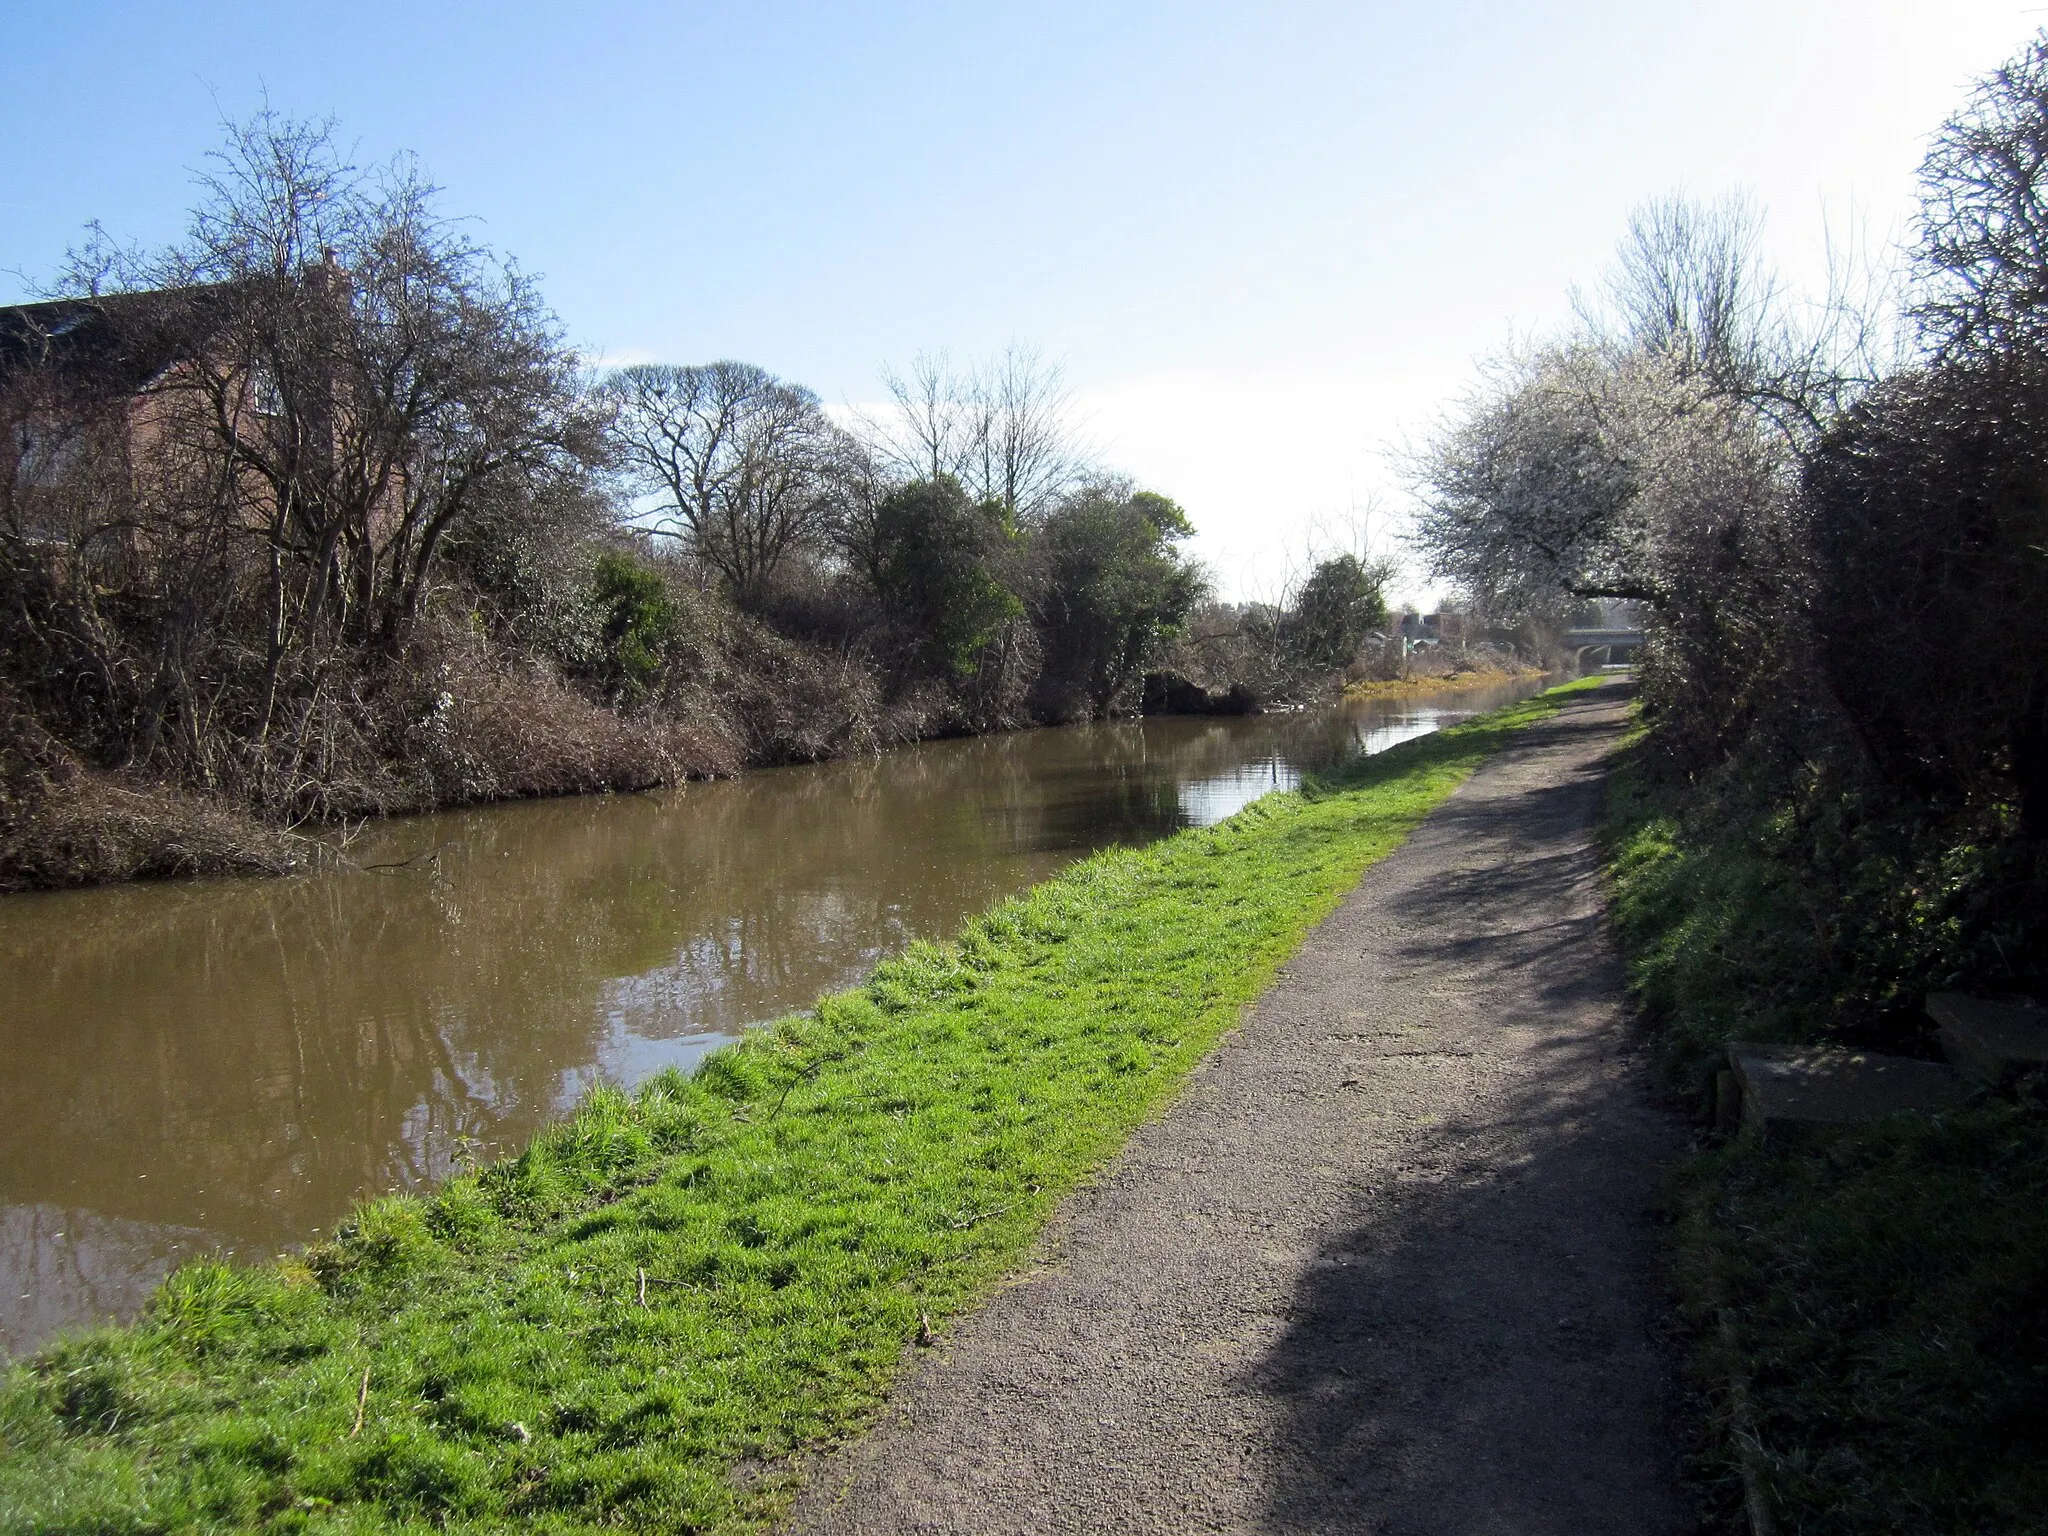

left=1341, top=663, right=1545, bottom=702
left=0, top=684, right=1592, bottom=1534
left=1601, top=749, right=2048, bottom=1533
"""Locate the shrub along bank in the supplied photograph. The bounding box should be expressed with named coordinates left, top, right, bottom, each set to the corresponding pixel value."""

left=1601, top=746, right=2048, bottom=1534
left=5, top=116, right=1412, bottom=896
left=0, top=685, right=1591, bottom=1534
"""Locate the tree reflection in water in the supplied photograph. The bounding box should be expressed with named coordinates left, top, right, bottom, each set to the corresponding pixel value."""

left=0, top=681, right=1543, bottom=1352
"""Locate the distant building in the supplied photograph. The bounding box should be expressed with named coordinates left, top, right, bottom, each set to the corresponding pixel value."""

left=1, top=260, right=406, bottom=557
left=1391, top=610, right=1464, bottom=652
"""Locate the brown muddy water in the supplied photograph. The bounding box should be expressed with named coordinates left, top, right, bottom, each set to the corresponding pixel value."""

left=0, top=679, right=1544, bottom=1354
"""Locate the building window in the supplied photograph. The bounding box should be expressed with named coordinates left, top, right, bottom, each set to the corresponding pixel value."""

left=249, top=362, right=285, bottom=416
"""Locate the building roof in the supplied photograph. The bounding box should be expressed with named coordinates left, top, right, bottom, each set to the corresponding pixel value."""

left=0, top=285, right=244, bottom=398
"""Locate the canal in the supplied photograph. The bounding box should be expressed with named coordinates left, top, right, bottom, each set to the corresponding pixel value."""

left=0, top=679, right=1544, bottom=1353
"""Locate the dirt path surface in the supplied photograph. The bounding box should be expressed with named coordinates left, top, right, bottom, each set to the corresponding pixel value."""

left=784, top=688, right=1690, bottom=1535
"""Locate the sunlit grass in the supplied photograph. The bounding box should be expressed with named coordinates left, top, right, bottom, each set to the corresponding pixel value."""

left=0, top=686, right=1586, bottom=1535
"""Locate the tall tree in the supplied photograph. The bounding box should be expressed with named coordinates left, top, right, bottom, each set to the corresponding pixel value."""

left=602, top=360, right=841, bottom=606
left=1030, top=485, right=1204, bottom=717
left=868, top=345, right=1085, bottom=523
left=865, top=476, right=1022, bottom=678
left=1918, top=31, right=2048, bottom=361
left=1282, top=553, right=1392, bottom=671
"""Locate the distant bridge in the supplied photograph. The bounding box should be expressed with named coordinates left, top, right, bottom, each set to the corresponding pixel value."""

left=1563, top=627, right=1644, bottom=670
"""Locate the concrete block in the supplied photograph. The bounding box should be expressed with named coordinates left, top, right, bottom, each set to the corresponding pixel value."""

left=1713, top=1069, right=1742, bottom=1132
left=1727, top=1042, right=1965, bottom=1140
left=1927, top=992, right=2048, bottom=1088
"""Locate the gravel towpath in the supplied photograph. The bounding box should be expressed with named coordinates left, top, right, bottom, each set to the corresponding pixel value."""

left=784, top=687, right=1690, bottom=1535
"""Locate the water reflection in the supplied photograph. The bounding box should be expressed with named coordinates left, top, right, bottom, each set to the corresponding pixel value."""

left=0, top=681, right=1542, bottom=1352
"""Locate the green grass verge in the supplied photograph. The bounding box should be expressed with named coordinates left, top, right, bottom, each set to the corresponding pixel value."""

left=1601, top=745, right=2048, bottom=1534
left=0, top=683, right=1592, bottom=1535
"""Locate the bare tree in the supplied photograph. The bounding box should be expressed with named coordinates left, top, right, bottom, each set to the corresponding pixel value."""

left=873, top=352, right=971, bottom=486
left=964, top=344, right=1086, bottom=522
left=1581, top=193, right=1879, bottom=442
left=602, top=360, right=842, bottom=605
left=1598, top=196, right=1772, bottom=379
left=3, top=110, right=605, bottom=798
left=1917, top=29, right=2048, bottom=360
left=865, top=344, right=1086, bottom=522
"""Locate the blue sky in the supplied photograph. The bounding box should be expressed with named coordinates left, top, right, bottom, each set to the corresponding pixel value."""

left=2, top=1, right=2039, bottom=598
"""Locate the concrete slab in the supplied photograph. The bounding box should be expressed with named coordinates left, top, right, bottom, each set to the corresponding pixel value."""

left=1927, top=992, right=2048, bottom=1088
left=1727, top=1042, right=1965, bottom=1139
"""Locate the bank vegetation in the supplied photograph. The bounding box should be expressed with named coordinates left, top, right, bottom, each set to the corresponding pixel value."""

left=1408, top=32, right=2048, bottom=1531
left=0, top=115, right=1408, bottom=893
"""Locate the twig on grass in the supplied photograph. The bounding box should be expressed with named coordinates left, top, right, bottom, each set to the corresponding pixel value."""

left=946, top=1202, right=1016, bottom=1231
left=768, top=1064, right=821, bottom=1121
left=768, top=1049, right=852, bottom=1121
left=946, top=1185, right=1039, bottom=1231
left=349, top=1365, right=371, bottom=1438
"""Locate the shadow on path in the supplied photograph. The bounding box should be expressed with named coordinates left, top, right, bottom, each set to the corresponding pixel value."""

left=782, top=688, right=1690, bottom=1535
left=1251, top=712, right=1683, bottom=1533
